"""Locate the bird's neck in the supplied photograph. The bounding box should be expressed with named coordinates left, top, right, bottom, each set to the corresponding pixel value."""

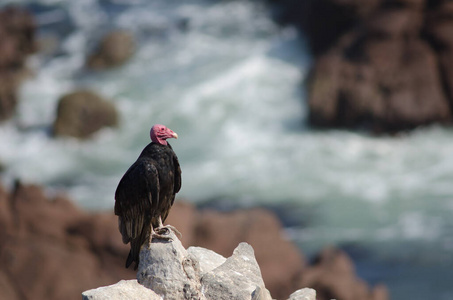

left=151, top=134, right=168, bottom=146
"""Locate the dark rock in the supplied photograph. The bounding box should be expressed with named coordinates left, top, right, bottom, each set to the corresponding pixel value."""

left=53, top=90, right=119, bottom=139
left=274, top=0, right=453, bottom=132
left=299, top=247, right=388, bottom=300
left=0, top=6, right=36, bottom=121
left=87, top=30, right=135, bottom=70
left=424, top=0, right=453, bottom=108
left=308, top=34, right=451, bottom=132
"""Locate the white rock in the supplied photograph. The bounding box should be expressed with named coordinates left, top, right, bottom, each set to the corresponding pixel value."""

left=187, top=246, right=226, bottom=274
left=200, top=243, right=273, bottom=300
left=82, top=280, right=161, bottom=300
left=82, top=231, right=309, bottom=300
left=137, top=231, right=203, bottom=300
left=288, top=288, right=317, bottom=300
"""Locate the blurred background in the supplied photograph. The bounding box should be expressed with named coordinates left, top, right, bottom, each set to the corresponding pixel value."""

left=0, top=0, right=453, bottom=299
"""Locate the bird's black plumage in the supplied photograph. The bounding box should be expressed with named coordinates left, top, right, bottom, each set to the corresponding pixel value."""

left=114, top=142, right=181, bottom=269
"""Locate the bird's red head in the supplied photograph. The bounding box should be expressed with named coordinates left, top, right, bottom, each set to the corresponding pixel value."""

left=150, top=124, right=178, bottom=146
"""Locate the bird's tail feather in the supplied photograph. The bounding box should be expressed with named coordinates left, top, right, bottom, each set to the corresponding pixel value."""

left=125, top=250, right=134, bottom=269
left=126, top=239, right=142, bottom=270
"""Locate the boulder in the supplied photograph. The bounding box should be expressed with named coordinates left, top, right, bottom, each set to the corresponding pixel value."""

left=87, top=30, right=135, bottom=70
left=82, top=280, right=160, bottom=300
left=187, top=246, right=226, bottom=274
left=137, top=231, right=203, bottom=300
left=87, top=230, right=273, bottom=300
left=307, top=34, right=451, bottom=132
left=200, top=243, right=272, bottom=300
left=189, top=208, right=306, bottom=299
left=0, top=6, right=36, bottom=121
left=53, top=90, right=119, bottom=139
left=269, top=0, right=453, bottom=132
left=288, top=288, right=317, bottom=300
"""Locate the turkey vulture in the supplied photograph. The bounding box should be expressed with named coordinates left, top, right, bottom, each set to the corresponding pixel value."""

left=114, top=124, right=182, bottom=269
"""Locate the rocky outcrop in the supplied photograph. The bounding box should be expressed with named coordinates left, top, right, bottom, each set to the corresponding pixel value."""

left=84, top=236, right=314, bottom=300
left=84, top=231, right=316, bottom=300
left=270, top=0, right=453, bottom=133
left=0, top=181, right=387, bottom=300
left=0, top=6, right=36, bottom=121
left=86, top=30, right=135, bottom=70
left=52, top=90, right=119, bottom=139
left=136, top=232, right=273, bottom=300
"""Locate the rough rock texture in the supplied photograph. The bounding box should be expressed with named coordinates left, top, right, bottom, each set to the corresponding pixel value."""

left=288, top=288, right=317, bottom=300
left=199, top=243, right=272, bottom=300
left=270, top=0, right=453, bottom=132
left=188, top=246, right=226, bottom=274
left=87, top=234, right=273, bottom=300
left=52, top=90, right=119, bottom=139
left=0, top=181, right=387, bottom=300
left=87, top=30, right=135, bottom=70
left=82, top=280, right=160, bottom=300
left=187, top=208, right=306, bottom=299
left=137, top=231, right=203, bottom=299
left=0, top=6, right=36, bottom=121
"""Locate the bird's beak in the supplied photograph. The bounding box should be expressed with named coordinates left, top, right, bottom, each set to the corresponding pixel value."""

left=172, top=132, right=178, bottom=139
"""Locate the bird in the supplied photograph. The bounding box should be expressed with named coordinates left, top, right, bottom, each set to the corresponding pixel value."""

left=114, top=124, right=182, bottom=270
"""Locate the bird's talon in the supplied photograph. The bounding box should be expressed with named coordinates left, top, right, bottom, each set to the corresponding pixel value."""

left=151, top=232, right=172, bottom=241
left=157, top=227, right=170, bottom=235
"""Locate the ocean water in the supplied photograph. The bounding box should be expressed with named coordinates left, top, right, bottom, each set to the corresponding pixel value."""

left=1, top=0, right=453, bottom=299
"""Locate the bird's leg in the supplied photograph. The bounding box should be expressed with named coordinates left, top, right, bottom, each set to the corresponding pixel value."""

left=155, top=216, right=182, bottom=238
left=149, top=222, right=172, bottom=245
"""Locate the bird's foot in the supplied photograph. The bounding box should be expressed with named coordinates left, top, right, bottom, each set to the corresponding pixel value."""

left=149, top=230, right=173, bottom=246
left=156, top=224, right=182, bottom=238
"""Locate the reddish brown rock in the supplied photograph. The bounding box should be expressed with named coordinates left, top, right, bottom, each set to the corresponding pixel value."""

left=0, top=181, right=134, bottom=300
left=0, top=7, right=36, bottom=121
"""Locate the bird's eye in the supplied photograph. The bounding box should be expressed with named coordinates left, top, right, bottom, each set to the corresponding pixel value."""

left=160, top=128, right=165, bottom=131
